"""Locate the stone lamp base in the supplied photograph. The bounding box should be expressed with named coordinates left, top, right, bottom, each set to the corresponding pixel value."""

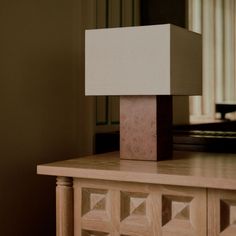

left=120, top=95, right=173, bottom=161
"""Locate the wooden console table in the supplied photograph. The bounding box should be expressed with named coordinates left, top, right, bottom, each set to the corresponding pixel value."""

left=37, top=151, right=236, bottom=236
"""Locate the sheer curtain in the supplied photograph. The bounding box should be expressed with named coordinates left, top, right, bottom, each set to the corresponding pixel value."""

left=188, top=0, right=236, bottom=121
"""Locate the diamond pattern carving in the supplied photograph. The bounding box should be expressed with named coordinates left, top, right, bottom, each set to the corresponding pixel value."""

left=82, top=188, right=109, bottom=218
left=220, top=199, right=236, bottom=232
left=82, top=230, right=110, bottom=236
left=76, top=179, right=206, bottom=236
left=120, top=191, right=148, bottom=221
left=90, top=192, right=106, bottom=210
left=130, top=196, right=146, bottom=215
left=162, top=195, right=193, bottom=226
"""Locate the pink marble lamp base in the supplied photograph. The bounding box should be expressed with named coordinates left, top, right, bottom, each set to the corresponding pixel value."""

left=120, top=96, right=173, bottom=161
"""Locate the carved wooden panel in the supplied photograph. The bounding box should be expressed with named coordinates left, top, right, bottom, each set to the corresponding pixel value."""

left=74, top=179, right=206, bottom=236
left=82, top=188, right=110, bottom=221
left=162, top=195, right=193, bottom=226
left=120, top=191, right=148, bottom=221
left=120, top=191, right=152, bottom=236
left=208, top=189, right=236, bottom=236
left=82, top=230, right=110, bottom=236
left=80, top=187, right=112, bottom=234
left=160, top=186, right=207, bottom=236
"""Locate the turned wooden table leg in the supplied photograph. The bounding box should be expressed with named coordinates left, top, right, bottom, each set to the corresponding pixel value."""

left=56, top=177, right=73, bottom=236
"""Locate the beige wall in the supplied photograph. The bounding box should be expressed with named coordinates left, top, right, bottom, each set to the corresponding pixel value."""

left=0, top=0, right=93, bottom=235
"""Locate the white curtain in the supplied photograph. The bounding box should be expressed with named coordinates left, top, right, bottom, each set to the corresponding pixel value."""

left=188, top=0, right=236, bottom=120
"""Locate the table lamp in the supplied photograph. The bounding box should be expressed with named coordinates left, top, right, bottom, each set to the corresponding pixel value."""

left=85, top=24, right=202, bottom=161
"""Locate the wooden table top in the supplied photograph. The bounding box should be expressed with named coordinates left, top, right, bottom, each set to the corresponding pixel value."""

left=37, top=151, right=236, bottom=190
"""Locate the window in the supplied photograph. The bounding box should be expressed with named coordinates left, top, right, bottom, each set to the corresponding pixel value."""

left=188, top=0, right=236, bottom=121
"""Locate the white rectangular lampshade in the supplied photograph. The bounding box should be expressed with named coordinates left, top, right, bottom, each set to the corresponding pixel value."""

left=85, top=24, right=202, bottom=96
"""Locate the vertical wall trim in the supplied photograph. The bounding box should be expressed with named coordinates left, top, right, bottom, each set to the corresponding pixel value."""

left=106, top=0, right=109, bottom=28
left=96, top=0, right=98, bottom=28
left=133, top=0, right=140, bottom=26
left=120, top=0, right=123, bottom=26
left=132, top=0, right=135, bottom=26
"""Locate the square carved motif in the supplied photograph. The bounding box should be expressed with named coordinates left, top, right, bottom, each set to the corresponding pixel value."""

left=220, top=199, right=236, bottom=233
left=77, top=180, right=206, bottom=236
left=82, top=188, right=110, bottom=221
left=120, top=191, right=149, bottom=226
left=82, top=230, right=110, bottom=236
left=208, top=189, right=236, bottom=236
left=162, top=195, right=193, bottom=226
left=161, top=194, right=196, bottom=235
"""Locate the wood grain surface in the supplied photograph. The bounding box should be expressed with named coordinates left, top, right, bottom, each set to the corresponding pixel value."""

left=38, top=151, right=236, bottom=190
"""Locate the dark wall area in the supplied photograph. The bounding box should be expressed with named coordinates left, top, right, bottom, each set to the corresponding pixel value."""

left=140, top=0, right=186, bottom=27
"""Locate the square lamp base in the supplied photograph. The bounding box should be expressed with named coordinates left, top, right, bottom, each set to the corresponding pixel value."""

left=120, top=95, right=173, bottom=161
